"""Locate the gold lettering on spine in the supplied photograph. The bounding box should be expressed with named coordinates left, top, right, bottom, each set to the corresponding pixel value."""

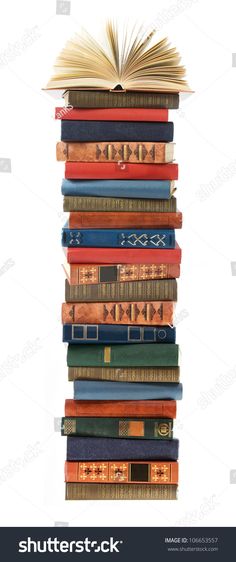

left=138, top=144, right=143, bottom=161
left=104, top=347, right=111, bottom=363
left=123, top=145, right=128, bottom=160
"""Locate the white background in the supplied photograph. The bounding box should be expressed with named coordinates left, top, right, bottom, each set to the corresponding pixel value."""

left=0, top=0, right=236, bottom=526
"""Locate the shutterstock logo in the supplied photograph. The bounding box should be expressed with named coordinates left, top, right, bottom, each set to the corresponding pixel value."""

left=18, top=536, right=123, bottom=554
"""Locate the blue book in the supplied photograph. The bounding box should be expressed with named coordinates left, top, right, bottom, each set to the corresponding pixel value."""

left=62, top=226, right=175, bottom=248
left=73, top=380, right=182, bottom=401
left=63, top=324, right=176, bottom=344
left=61, top=179, right=174, bottom=199
left=61, top=120, right=174, bottom=142
left=67, top=437, right=179, bottom=461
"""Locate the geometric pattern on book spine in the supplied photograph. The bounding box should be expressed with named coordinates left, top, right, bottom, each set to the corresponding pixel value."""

left=65, top=483, right=178, bottom=500
left=62, top=301, right=174, bottom=325
left=57, top=141, right=174, bottom=163
left=65, top=461, right=178, bottom=484
left=62, top=417, right=173, bottom=438
left=70, top=263, right=180, bottom=285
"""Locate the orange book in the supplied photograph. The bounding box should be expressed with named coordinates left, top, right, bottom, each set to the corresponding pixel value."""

left=57, top=141, right=174, bottom=163
left=65, top=399, right=177, bottom=418
left=67, top=263, right=180, bottom=285
left=61, top=301, right=174, bottom=325
left=65, top=461, right=178, bottom=485
left=68, top=211, right=182, bottom=229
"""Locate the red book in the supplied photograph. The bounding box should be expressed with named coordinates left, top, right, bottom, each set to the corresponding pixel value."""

left=55, top=107, right=168, bottom=121
left=65, top=399, right=177, bottom=418
left=66, top=244, right=181, bottom=265
left=68, top=211, right=182, bottom=229
left=65, top=162, right=178, bottom=180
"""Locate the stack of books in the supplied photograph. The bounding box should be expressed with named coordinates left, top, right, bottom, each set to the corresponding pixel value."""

left=47, top=23, right=190, bottom=501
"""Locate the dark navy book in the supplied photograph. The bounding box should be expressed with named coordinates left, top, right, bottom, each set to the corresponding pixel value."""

left=61, top=120, right=174, bottom=142
left=62, top=225, right=175, bottom=248
left=63, top=324, right=176, bottom=344
left=67, top=437, right=179, bottom=461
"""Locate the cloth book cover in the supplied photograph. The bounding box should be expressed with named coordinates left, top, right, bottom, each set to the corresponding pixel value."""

left=65, top=162, right=178, bottom=180
left=61, top=179, right=175, bottom=199
left=65, top=399, right=177, bottom=418
left=61, top=417, right=174, bottom=439
left=67, top=343, right=179, bottom=367
left=66, top=244, right=182, bottom=264
left=61, top=121, right=174, bottom=143
left=63, top=324, right=176, bottom=344
left=73, top=380, right=182, bottom=400
left=65, top=461, right=178, bottom=484
left=66, top=436, right=179, bottom=461
left=55, top=107, right=169, bottom=121
left=62, top=226, right=175, bottom=249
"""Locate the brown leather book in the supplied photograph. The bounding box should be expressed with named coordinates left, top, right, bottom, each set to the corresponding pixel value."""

left=65, top=461, right=178, bottom=484
left=65, top=399, right=177, bottom=418
left=61, top=301, right=174, bottom=325
left=63, top=196, right=177, bottom=213
left=68, top=366, right=180, bottom=383
left=65, top=483, right=178, bottom=500
left=67, top=263, right=180, bottom=285
left=56, top=141, right=175, bottom=163
left=65, top=278, right=177, bottom=303
left=68, top=211, right=182, bottom=229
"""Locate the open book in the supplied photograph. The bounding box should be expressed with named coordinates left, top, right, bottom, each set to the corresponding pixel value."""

left=46, top=22, right=190, bottom=92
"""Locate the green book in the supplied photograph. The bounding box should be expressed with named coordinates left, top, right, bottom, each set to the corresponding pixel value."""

left=61, top=417, right=173, bottom=439
left=67, top=343, right=179, bottom=367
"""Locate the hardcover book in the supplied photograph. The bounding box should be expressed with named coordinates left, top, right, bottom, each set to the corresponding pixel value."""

left=67, top=343, right=179, bottom=367
left=65, top=482, right=178, bottom=500
left=68, top=212, right=182, bottom=229
left=62, top=90, right=180, bottom=109
left=62, top=301, right=175, bottom=326
left=65, top=399, right=177, bottom=418
left=73, top=380, right=182, bottom=400
left=65, top=278, right=177, bottom=302
left=63, top=196, right=177, bottom=213
left=61, top=417, right=174, bottom=438
left=66, top=436, right=179, bottom=461
left=61, top=121, right=174, bottom=143
left=65, top=162, right=178, bottom=180
left=62, top=227, right=175, bottom=249
left=63, top=324, right=176, bottom=344
left=65, top=461, right=178, bottom=484
left=68, top=366, right=180, bottom=383
left=66, top=244, right=182, bottom=264
left=55, top=107, right=169, bottom=121
left=67, top=263, right=180, bottom=285
left=57, top=141, right=174, bottom=163
left=61, top=179, right=175, bottom=199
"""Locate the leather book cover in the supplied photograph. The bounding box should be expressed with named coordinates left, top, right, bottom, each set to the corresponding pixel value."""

left=66, top=436, right=179, bottom=461
left=65, top=161, right=178, bottom=180
left=65, top=461, right=178, bottom=484
left=55, top=107, right=169, bottom=121
left=65, top=483, right=178, bottom=500
left=67, top=343, right=179, bottom=367
left=63, top=196, right=177, bottom=213
left=68, top=263, right=180, bottom=285
left=64, top=399, right=177, bottom=418
left=63, top=324, right=176, bottom=345
left=66, top=244, right=182, bottom=264
left=68, top=366, right=180, bottom=383
left=65, top=278, right=177, bottom=302
left=68, top=212, right=182, bottom=229
left=61, top=301, right=175, bottom=325
left=63, top=90, right=180, bottom=109
left=57, top=141, right=174, bottom=163
left=61, top=417, right=174, bottom=439
left=61, top=121, right=174, bottom=143
left=73, top=380, right=182, bottom=400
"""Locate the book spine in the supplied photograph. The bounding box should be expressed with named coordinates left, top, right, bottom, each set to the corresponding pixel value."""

left=69, top=263, right=180, bottom=285
left=62, top=228, right=175, bottom=249
left=66, top=436, right=179, bottom=461
left=67, top=343, right=178, bottom=368
left=68, top=212, right=182, bottom=229
left=64, top=399, right=177, bottom=418
left=62, top=179, right=174, bottom=199
left=61, top=417, right=174, bottom=438
left=55, top=107, right=169, bottom=121
left=61, top=121, right=174, bottom=143
left=65, top=161, right=178, bottom=180
left=67, top=247, right=181, bottom=265
left=65, top=483, right=178, bottom=500
left=65, top=461, right=178, bottom=484
left=57, top=141, right=174, bottom=163
left=73, top=380, right=182, bottom=400
left=63, top=324, right=176, bottom=344
left=68, top=366, right=180, bottom=383
left=63, top=196, right=177, bottom=212
left=61, top=301, right=174, bottom=325
left=65, top=279, right=177, bottom=302
left=64, top=90, right=180, bottom=109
